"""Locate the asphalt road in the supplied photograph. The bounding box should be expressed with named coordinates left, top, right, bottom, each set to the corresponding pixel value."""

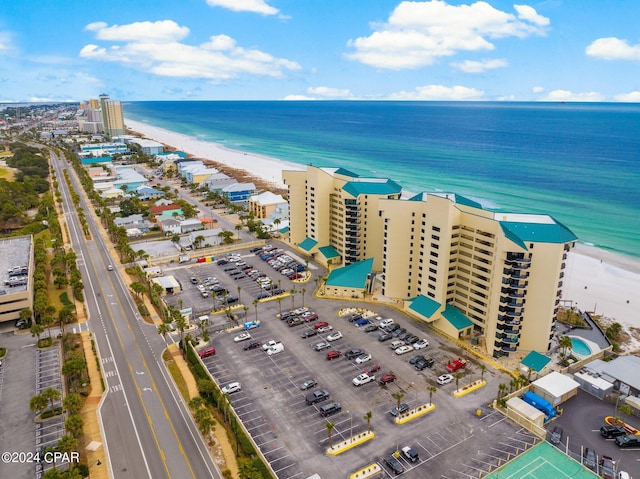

left=52, top=151, right=220, bottom=479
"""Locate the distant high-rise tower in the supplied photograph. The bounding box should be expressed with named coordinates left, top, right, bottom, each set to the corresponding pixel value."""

left=98, top=94, right=125, bottom=139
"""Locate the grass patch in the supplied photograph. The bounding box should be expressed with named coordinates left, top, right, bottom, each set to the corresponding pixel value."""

left=41, top=407, right=63, bottom=419
left=37, top=337, right=53, bottom=348
left=0, top=347, right=6, bottom=358
left=556, top=307, right=588, bottom=328
left=164, top=352, right=191, bottom=401
left=60, top=292, right=73, bottom=307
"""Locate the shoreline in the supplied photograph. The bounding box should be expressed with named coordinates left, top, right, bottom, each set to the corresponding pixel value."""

left=124, top=116, right=640, bottom=342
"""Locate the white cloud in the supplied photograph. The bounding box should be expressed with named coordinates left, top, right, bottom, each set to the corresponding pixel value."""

left=0, top=31, right=14, bottom=54
left=532, top=86, right=544, bottom=93
left=586, top=37, right=640, bottom=61
left=386, top=84, right=484, bottom=100
left=451, top=58, right=507, bottom=73
left=283, top=95, right=317, bottom=100
left=206, top=0, right=279, bottom=15
left=347, top=1, right=549, bottom=69
left=80, top=22, right=301, bottom=81
left=307, top=86, right=353, bottom=98
left=85, top=20, right=189, bottom=43
left=539, top=90, right=605, bottom=102
left=613, top=91, right=640, bottom=102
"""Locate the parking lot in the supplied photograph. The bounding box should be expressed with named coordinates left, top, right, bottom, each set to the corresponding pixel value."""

left=544, top=392, right=640, bottom=478
left=187, top=247, right=530, bottom=478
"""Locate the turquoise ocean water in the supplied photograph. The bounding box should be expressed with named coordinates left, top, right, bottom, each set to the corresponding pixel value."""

left=124, top=101, right=640, bottom=260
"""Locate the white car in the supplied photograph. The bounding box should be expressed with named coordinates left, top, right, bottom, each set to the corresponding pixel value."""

left=267, top=343, right=285, bottom=356
left=413, top=339, right=429, bottom=350
left=262, top=340, right=279, bottom=351
left=395, top=345, right=414, bottom=355
left=437, top=374, right=454, bottom=385
left=326, top=331, right=342, bottom=342
left=221, top=381, right=241, bottom=394
left=352, top=373, right=375, bottom=386
left=317, top=325, right=333, bottom=334
left=355, top=353, right=372, bottom=364
left=233, top=332, right=252, bottom=343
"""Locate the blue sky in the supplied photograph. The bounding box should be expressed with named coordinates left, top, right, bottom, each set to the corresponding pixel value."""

left=1, top=0, right=640, bottom=102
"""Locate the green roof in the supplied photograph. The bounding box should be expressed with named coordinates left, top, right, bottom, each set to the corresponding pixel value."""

left=442, top=304, right=474, bottom=330
left=298, top=237, right=318, bottom=252
left=279, top=226, right=290, bottom=234
left=334, top=167, right=359, bottom=177
left=521, top=350, right=552, bottom=372
left=342, top=179, right=402, bottom=197
left=325, top=258, right=374, bottom=289
left=318, top=245, right=340, bottom=259
left=408, top=295, right=441, bottom=319
left=500, top=219, right=577, bottom=245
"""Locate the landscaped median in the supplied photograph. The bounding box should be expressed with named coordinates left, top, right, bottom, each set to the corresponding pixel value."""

left=349, top=462, right=382, bottom=479
left=453, top=379, right=487, bottom=398
left=326, top=431, right=374, bottom=456
left=394, top=403, right=436, bottom=425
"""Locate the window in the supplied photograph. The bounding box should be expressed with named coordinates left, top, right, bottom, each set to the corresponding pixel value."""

left=432, top=226, right=441, bottom=232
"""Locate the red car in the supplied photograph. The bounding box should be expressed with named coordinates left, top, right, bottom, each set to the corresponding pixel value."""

left=363, top=364, right=381, bottom=374
left=303, top=313, right=319, bottom=322
left=198, top=347, right=216, bottom=358
left=326, top=350, right=343, bottom=360
left=314, top=321, right=329, bottom=329
left=379, top=373, right=397, bottom=385
left=446, top=358, right=467, bottom=372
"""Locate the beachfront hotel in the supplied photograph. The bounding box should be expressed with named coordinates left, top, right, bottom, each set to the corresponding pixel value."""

left=99, top=94, right=125, bottom=138
left=283, top=166, right=577, bottom=358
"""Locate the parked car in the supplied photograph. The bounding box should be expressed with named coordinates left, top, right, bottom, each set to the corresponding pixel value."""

left=305, top=389, right=330, bottom=405
left=243, top=320, right=260, bottom=330
left=437, top=374, right=454, bottom=385
left=395, top=345, right=414, bottom=355
left=378, top=332, right=393, bottom=342
left=314, top=321, right=329, bottom=329
left=583, top=448, right=597, bottom=470
left=409, top=354, right=425, bottom=365
left=446, top=358, right=467, bottom=371
left=317, top=325, right=333, bottom=333
left=363, top=363, right=381, bottom=374
left=267, top=343, right=284, bottom=356
left=600, top=425, right=626, bottom=438
left=550, top=425, right=563, bottom=445
left=301, top=329, right=318, bottom=339
left=326, top=331, right=343, bottom=342
left=389, top=340, right=405, bottom=350
left=405, top=335, right=420, bottom=344
left=300, top=379, right=317, bottom=391
left=390, top=403, right=409, bottom=416
left=401, top=446, right=419, bottom=463
left=314, top=341, right=331, bottom=351
left=346, top=313, right=362, bottom=322
left=413, top=338, right=429, bottom=349
left=615, top=435, right=640, bottom=448
left=243, top=340, right=261, bottom=351
left=198, top=347, right=216, bottom=358
left=355, top=353, right=372, bottom=364
left=363, top=324, right=378, bottom=333
left=233, top=332, right=252, bottom=342
left=384, top=455, right=404, bottom=475
left=378, top=318, right=394, bottom=328
left=355, top=318, right=371, bottom=327
left=415, top=358, right=435, bottom=370
left=352, top=373, right=376, bottom=386
left=380, top=373, right=397, bottom=385
left=344, top=348, right=365, bottom=360
left=221, top=382, right=241, bottom=394
left=600, top=455, right=616, bottom=479
left=326, top=350, right=343, bottom=360
left=319, top=402, right=341, bottom=417
left=262, top=340, right=280, bottom=351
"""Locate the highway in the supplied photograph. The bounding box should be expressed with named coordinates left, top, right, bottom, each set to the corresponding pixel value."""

left=51, top=150, right=220, bottom=479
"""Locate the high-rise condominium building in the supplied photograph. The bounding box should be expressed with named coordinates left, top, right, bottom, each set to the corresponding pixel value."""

left=98, top=94, right=125, bottom=138
left=283, top=166, right=577, bottom=358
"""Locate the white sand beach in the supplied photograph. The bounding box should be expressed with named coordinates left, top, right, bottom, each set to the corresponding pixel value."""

left=125, top=117, right=640, bottom=343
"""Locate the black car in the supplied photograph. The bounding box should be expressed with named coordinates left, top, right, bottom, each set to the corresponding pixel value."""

left=600, top=424, right=626, bottom=438
left=405, top=335, right=419, bottom=344
left=583, top=448, right=597, bottom=470
left=414, top=358, right=434, bottom=370
left=256, top=292, right=271, bottom=299
left=243, top=340, right=261, bottom=351
left=378, top=332, right=393, bottom=342
left=346, top=314, right=362, bottom=322
left=363, top=324, right=378, bottom=333
left=249, top=247, right=263, bottom=253
left=386, top=324, right=401, bottom=333
left=344, top=348, right=365, bottom=360
left=549, top=425, right=563, bottom=445
left=301, top=329, right=318, bottom=339
left=392, top=327, right=407, bottom=338
left=305, top=389, right=330, bottom=405
left=616, top=434, right=640, bottom=448
left=409, top=354, right=425, bottom=365
left=384, top=455, right=405, bottom=475
left=600, top=455, right=615, bottom=479
left=217, top=259, right=229, bottom=265
left=390, top=403, right=409, bottom=416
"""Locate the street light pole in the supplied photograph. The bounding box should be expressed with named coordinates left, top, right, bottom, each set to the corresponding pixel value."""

left=347, top=410, right=353, bottom=441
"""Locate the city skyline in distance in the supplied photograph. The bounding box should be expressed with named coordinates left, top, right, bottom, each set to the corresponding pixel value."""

left=1, top=0, right=640, bottom=103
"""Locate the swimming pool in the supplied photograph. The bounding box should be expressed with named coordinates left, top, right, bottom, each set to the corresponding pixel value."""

left=570, top=337, right=593, bottom=357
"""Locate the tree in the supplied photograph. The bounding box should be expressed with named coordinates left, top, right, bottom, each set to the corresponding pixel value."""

left=65, top=414, right=84, bottom=438
left=30, top=322, right=44, bottom=341
left=199, top=415, right=216, bottom=445
left=497, top=383, right=507, bottom=401
left=237, top=285, right=242, bottom=305
left=157, top=321, right=172, bottom=342
left=62, top=357, right=87, bottom=385
left=56, top=434, right=78, bottom=455
left=301, top=288, right=306, bottom=307
left=325, top=421, right=335, bottom=449
left=189, top=396, right=204, bottom=410
left=392, top=392, right=404, bottom=411
left=130, top=281, right=146, bottom=298
left=235, top=223, right=242, bottom=240
left=253, top=299, right=259, bottom=322
left=193, top=235, right=205, bottom=249
left=290, top=289, right=296, bottom=309
left=63, top=392, right=83, bottom=415
left=428, top=385, right=437, bottom=406
left=558, top=335, right=572, bottom=357
left=364, top=411, right=372, bottom=432
left=42, top=387, right=61, bottom=412
left=276, top=297, right=283, bottom=316
left=479, top=364, right=487, bottom=382
left=453, top=372, right=464, bottom=391
left=30, top=393, right=48, bottom=416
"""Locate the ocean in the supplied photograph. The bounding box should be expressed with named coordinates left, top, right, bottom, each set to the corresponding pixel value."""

left=124, top=101, right=640, bottom=260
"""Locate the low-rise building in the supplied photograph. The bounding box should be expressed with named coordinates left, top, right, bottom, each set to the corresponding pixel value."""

left=248, top=191, right=287, bottom=219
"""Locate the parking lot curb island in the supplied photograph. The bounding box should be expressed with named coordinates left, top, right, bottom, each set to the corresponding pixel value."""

left=349, top=462, right=382, bottom=479
left=394, top=403, right=436, bottom=425
left=326, top=431, right=375, bottom=456
left=453, top=379, right=487, bottom=398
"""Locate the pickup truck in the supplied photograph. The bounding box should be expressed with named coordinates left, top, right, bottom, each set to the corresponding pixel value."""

left=446, top=358, right=467, bottom=372
left=352, top=373, right=375, bottom=386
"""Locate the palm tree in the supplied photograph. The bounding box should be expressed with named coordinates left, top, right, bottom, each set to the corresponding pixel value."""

left=157, top=321, right=172, bottom=343
left=189, top=396, right=204, bottom=410
left=301, top=288, right=306, bottom=307
left=479, top=364, right=487, bottom=383
left=497, top=383, right=507, bottom=401
left=290, top=289, right=296, bottom=309
left=199, top=415, right=216, bottom=445
left=253, top=299, right=259, bottom=322
left=427, top=385, right=437, bottom=406
left=558, top=335, right=572, bottom=357
left=509, top=378, right=518, bottom=394
left=237, top=285, right=242, bottom=304
left=234, top=223, right=242, bottom=240
left=453, top=372, right=464, bottom=391
left=392, top=392, right=405, bottom=411
left=325, top=421, right=335, bottom=449
left=364, top=411, right=372, bottom=432
left=276, top=297, right=283, bottom=316
left=42, top=387, right=61, bottom=412
left=175, top=315, right=188, bottom=356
